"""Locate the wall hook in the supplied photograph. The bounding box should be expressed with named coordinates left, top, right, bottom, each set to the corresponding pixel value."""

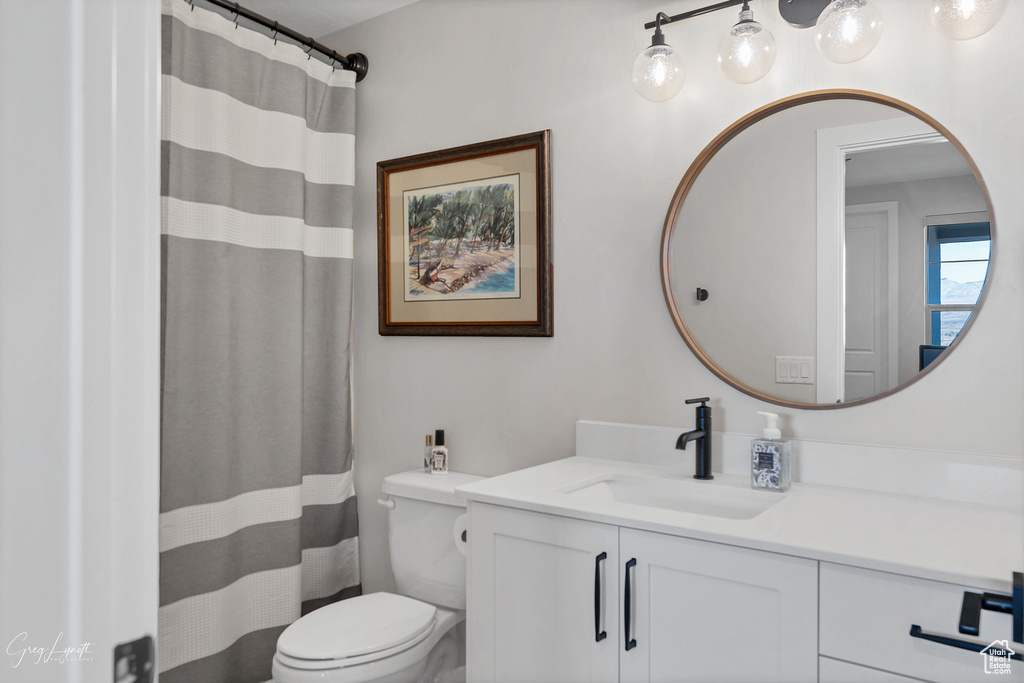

left=696, top=287, right=709, bottom=302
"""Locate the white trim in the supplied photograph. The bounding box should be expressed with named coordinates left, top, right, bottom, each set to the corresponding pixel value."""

left=161, top=75, right=356, bottom=186
left=1, top=0, right=162, bottom=673
left=162, top=196, right=355, bottom=258
left=815, top=115, right=942, bottom=403
left=160, top=471, right=355, bottom=552
left=924, top=211, right=989, bottom=228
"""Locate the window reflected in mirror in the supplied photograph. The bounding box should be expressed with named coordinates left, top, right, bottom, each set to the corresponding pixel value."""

left=926, top=221, right=990, bottom=346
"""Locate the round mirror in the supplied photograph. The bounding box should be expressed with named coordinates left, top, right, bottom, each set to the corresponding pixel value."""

left=661, top=90, right=994, bottom=409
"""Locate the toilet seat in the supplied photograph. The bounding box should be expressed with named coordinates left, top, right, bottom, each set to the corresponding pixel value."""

left=276, top=593, right=438, bottom=671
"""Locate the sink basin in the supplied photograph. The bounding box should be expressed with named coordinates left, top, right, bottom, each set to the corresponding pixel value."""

left=561, top=474, right=782, bottom=520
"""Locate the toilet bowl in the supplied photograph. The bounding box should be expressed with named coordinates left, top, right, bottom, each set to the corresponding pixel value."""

left=271, top=470, right=482, bottom=683
left=272, top=594, right=460, bottom=683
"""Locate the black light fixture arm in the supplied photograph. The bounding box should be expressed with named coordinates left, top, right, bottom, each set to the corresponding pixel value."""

left=644, top=0, right=748, bottom=30
left=650, top=12, right=671, bottom=45
left=198, top=0, right=368, bottom=81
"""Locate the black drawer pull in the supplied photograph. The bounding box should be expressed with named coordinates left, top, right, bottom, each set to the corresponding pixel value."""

left=957, top=571, right=1023, bottom=644
left=624, top=558, right=637, bottom=651
left=909, top=625, right=1022, bottom=661
left=594, top=552, right=607, bottom=643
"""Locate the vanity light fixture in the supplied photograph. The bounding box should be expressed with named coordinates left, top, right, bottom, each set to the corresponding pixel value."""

left=632, top=12, right=687, bottom=102
left=930, top=0, right=1008, bottom=40
left=717, top=2, right=776, bottom=84
left=635, top=0, right=1006, bottom=100
left=813, top=0, right=883, bottom=64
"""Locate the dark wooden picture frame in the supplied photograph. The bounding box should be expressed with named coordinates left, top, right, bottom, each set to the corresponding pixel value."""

left=377, top=130, right=552, bottom=336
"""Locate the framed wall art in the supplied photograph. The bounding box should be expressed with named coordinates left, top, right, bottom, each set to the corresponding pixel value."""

left=377, top=130, right=552, bottom=336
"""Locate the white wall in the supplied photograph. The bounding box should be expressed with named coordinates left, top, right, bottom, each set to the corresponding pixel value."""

left=326, top=0, right=1024, bottom=593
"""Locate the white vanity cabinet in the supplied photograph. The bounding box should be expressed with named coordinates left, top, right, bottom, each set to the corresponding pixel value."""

left=467, top=502, right=620, bottom=683
left=458, top=429, right=1023, bottom=682
left=619, top=527, right=818, bottom=682
left=467, top=503, right=819, bottom=682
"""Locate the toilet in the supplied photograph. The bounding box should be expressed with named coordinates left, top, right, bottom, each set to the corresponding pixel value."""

left=271, top=470, right=483, bottom=683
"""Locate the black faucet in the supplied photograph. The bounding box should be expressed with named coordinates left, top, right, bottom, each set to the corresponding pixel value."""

left=676, top=397, right=713, bottom=480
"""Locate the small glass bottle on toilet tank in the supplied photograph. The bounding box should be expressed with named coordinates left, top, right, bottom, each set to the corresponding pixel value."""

left=430, top=429, right=449, bottom=474
left=751, top=411, right=790, bottom=492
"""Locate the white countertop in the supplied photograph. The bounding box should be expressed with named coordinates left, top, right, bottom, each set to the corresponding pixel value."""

left=457, top=456, right=1024, bottom=592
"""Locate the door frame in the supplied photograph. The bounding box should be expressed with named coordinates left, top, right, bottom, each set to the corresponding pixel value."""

left=0, top=2, right=161, bottom=679
left=815, top=116, right=943, bottom=403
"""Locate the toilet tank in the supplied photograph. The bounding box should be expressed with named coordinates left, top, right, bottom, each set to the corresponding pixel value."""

left=382, top=470, right=483, bottom=610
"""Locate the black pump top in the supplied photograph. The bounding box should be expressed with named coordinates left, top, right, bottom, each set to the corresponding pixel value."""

left=434, top=429, right=445, bottom=447
left=684, top=397, right=710, bottom=407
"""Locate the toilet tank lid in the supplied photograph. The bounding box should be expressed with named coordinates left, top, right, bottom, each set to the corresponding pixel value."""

left=382, top=470, right=484, bottom=507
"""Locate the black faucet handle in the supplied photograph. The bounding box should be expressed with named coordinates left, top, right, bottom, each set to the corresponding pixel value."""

left=685, top=397, right=710, bottom=406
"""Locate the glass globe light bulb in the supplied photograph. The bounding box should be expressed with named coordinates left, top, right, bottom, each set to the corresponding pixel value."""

left=717, top=9, right=776, bottom=84
left=632, top=37, right=685, bottom=102
left=931, top=0, right=1007, bottom=40
left=815, top=0, right=883, bottom=64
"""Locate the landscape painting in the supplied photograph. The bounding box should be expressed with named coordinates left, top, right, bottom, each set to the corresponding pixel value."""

left=377, top=130, right=551, bottom=336
left=403, top=174, right=521, bottom=302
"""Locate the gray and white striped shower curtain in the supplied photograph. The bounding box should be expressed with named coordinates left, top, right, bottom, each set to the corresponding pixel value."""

left=159, top=1, right=360, bottom=680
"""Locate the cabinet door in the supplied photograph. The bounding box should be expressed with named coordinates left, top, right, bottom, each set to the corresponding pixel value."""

left=467, top=503, right=620, bottom=683
left=619, top=528, right=818, bottom=683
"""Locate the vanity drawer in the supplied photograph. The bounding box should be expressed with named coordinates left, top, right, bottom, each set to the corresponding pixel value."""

left=819, top=656, right=921, bottom=682
left=820, top=563, right=1021, bottom=683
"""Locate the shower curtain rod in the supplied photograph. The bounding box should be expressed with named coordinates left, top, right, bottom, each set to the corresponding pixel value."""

left=196, top=0, right=368, bottom=81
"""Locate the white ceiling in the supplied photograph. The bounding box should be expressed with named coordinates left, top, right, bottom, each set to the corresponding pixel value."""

left=238, top=0, right=419, bottom=39
left=845, top=141, right=974, bottom=188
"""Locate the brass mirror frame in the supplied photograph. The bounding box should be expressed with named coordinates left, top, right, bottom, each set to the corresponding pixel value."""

left=660, top=89, right=996, bottom=410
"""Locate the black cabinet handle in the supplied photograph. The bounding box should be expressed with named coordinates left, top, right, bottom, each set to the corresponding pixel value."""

left=959, top=592, right=982, bottom=636
left=594, top=552, right=607, bottom=642
left=624, top=558, right=637, bottom=651
left=909, top=625, right=1023, bottom=661
left=957, top=571, right=1023, bottom=644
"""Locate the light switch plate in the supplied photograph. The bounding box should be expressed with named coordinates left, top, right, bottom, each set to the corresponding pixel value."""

left=776, top=356, right=814, bottom=384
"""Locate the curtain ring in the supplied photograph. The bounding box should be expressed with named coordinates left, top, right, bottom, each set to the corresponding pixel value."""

left=271, top=21, right=279, bottom=45
left=232, top=2, right=240, bottom=29
left=304, top=42, right=314, bottom=60
left=187, top=0, right=195, bottom=11
left=329, top=50, right=339, bottom=72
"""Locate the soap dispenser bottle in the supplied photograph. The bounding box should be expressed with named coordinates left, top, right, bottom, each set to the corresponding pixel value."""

left=751, top=411, right=790, bottom=492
